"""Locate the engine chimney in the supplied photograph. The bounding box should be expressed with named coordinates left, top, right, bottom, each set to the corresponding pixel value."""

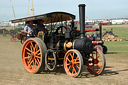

left=79, top=4, right=86, bottom=38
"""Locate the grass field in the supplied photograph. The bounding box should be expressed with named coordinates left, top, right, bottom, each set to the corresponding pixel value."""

left=0, top=25, right=128, bottom=85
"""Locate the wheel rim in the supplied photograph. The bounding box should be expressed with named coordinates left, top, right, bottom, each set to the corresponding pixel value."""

left=22, top=39, right=42, bottom=73
left=95, top=45, right=103, bottom=52
left=86, top=49, right=105, bottom=74
left=64, top=50, right=82, bottom=77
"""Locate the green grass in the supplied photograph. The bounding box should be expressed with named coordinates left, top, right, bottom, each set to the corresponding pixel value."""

left=104, top=41, right=128, bottom=52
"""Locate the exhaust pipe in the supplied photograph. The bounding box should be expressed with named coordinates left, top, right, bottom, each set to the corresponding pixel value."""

left=78, top=4, right=86, bottom=38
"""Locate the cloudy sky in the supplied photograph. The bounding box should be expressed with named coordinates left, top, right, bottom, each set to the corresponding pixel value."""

left=0, top=0, right=128, bottom=21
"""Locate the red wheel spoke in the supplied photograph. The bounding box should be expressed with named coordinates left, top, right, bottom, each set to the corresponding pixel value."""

left=97, top=64, right=102, bottom=69
left=99, top=61, right=102, bottom=62
left=93, top=65, right=94, bottom=72
left=89, top=64, right=94, bottom=68
left=26, top=47, right=32, bottom=53
left=97, top=55, right=101, bottom=59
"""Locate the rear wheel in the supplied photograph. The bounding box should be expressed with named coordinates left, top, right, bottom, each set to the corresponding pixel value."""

left=86, top=49, right=106, bottom=75
left=22, top=38, right=47, bottom=73
left=64, top=49, right=83, bottom=78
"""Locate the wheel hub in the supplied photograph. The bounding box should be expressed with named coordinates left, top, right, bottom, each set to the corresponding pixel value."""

left=30, top=53, right=34, bottom=58
left=94, top=59, right=99, bottom=64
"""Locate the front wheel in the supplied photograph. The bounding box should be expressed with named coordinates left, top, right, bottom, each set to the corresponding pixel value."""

left=64, top=49, right=83, bottom=78
left=86, top=49, right=106, bottom=75
left=22, top=38, right=47, bottom=73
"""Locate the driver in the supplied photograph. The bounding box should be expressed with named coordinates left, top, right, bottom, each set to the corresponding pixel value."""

left=24, top=21, right=36, bottom=37
left=37, top=19, right=47, bottom=33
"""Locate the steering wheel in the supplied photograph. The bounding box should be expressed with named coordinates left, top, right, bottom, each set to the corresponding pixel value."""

left=55, top=26, right=67, bottom=34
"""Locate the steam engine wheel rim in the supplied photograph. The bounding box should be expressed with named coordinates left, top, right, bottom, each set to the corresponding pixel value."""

left=22, top=38, right=44, bottom=73
left=64, top=49, right=83, bottom=78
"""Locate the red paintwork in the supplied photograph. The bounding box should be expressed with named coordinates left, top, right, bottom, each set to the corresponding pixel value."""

left=85, top=25, right=93, bottom=28
left=77, top=28, right=99, bottom=32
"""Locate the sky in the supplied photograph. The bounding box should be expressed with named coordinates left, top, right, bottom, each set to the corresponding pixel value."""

left=0, top=0, right=128, bottom=21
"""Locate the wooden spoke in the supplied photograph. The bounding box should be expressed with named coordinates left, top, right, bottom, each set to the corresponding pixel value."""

left=35, top=56, right=41, bottom=59
left=24, top=56, right=30, bottom=60
left=76, top=64, right=79, bottom=69
left=27, top=52, right=31, bottom=55
left=97, top=64, right=102, bottom=69
left=70, top=53, right=74, bottom=60
left=26, top=48, right=32, bottom=53
left=35, top=59, right=39, bottom=66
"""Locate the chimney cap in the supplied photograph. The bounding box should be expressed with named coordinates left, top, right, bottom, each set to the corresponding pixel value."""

left=78, top=4, right=86, bottom=7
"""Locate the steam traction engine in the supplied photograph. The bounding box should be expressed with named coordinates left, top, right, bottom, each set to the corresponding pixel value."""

left=11, top=4, right=106, bottom=78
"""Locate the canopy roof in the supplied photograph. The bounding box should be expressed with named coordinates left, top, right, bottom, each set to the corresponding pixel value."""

left=10, top=12, right=76, bottom=24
